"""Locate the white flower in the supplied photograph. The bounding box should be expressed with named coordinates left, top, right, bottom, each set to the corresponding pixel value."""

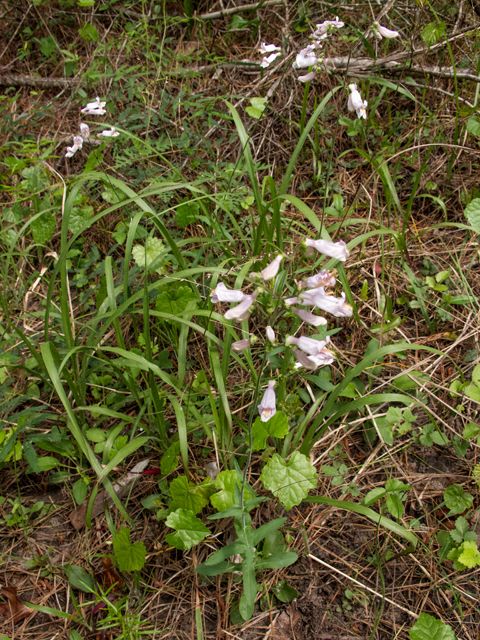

left=260, top=254, right=283, bottom=281
left=313, top=16, right=344, bottom=39
left=300, top=287, right=353, bottom=317
left=210, top=282, right=245, bottom=304
left=374, top=22, right=399, bottom=39
left=65, top=146, right=78, bottom=158
left=292, top=347, right=334, bottom=369
left=266, top=326, right=276, bottom=344
left=293, top=45, right=318, bottom=69
left=260, top=52, right=281, bottom=68
left=65, top=135, right=83, bottom=158
left=224, top=292, right=257, bottom=321
left=232, top=338, right=252, bottom=352
left=291, top=307, right=327, bottom=327
left=81, top=97, right=106, bottom=115
left=304, top=238, right=349, bottom=261
left=347, top=84, right=368, bottom=120
left=258, top=380, right=276, bottom=422
left=286, top=334, right=330, bottom=356
left=260, top=42, right=280, bottom=54
left=80, top=123, right=90, bottom=138
left=298, top=71, right=317, bottom=83
left=300, top=269, right=336, bottom=289
left=98, top=127, right=119, bottom=138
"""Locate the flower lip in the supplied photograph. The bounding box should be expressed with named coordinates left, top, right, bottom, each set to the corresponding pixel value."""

left=260, top=52, right=281, bottom=68
left=80, top=123, right=90, bottom=138
left=98, top=127, right=119, bottom=137
left=260, top=42, right=281, bottom=54
left=224, top=292, right=257, bottom=321
left=293, top=45, right=318, bottom=69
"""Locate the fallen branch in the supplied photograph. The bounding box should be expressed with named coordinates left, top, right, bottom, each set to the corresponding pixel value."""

left=123, top=0, right=285, bottom=22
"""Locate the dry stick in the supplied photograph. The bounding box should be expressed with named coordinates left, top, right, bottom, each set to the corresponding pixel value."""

left=308, top=553, right=419, bottom=619
left=123, top=0, right=285, bottom=22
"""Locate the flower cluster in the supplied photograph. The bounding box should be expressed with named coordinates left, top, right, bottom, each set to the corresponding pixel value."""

left=259, top=42, right=281, bottom=68
left=64, top=97, right=119, bottom=159
left=209, top=238, right=353, bottom=422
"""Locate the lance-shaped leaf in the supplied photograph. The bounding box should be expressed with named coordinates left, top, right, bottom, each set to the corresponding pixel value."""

left=249, top=411, right=289, bottom=451
left=261, top=451, right=317, bottom=511
left=165, top=508, right=210, bottom=551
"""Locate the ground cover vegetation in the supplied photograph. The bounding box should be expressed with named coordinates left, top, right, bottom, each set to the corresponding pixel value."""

left=1, top=0, right=480, bottom=637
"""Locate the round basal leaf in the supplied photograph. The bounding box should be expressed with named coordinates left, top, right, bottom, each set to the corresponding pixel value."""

left=132, top=238, right=166, bottom=272
left=444, top=484, right=473, bottom=516
left=165, top=508, right=210, bottom=550
left=250, top=411, right=289, bottom=451
left=260, top=451, right=317, bottom=511
left=271, top=580, right=298, bottom=603
left=169, top=475, right=211, bottom=514
left=210, top=470, right=254, bottom=511
left=467, top=115, right=480, bottom=137
left=408, top=612, right=456, bottom=640
left=113, top=527, right=146, bottom=572
left=464, top=198, right=480, bottom=233
left=72, top=478, right=88, bottom=505
left=155, top=285, right=198, bottom=317
left=31, top=212, right=55, bottom=245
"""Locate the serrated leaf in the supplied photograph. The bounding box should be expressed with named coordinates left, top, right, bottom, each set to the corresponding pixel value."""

left=421, top=21, right=445, bottom=47
left=165, top=508, right=210, bottom=550
left=169, top=475, right=212, bottom=514
left=464, top=198, right=480, bottom=233
left=113, top=527, right=146, bottom=572
left=161, top=441, right=180, bottom=475
left=467, top=115, right=480, bottom=137
left=249, top=411, right=289, bottom=451
left=409, top=613, right=456, bottom=640
left=175, top=200, right=199, bottom=229
left=210, top=470, right=254, bottom=511
left=31, top=212, right=55, bottom=245
left=85, top=428, right=106, bottom=443
left=132, top=238, right=166, bottom=273
left=444, top=484, right=473, bottom=516
left=261, top=451, right=317, bottom=511
left=155, top=285, right=198, bottom=318
left=458, top=541, right=480, bottom=568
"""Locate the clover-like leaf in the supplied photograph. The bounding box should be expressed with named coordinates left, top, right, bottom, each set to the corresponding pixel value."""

left=250, top=411, right=289, bottom=451
left=210, top=470, right=254, bottom=511
left=458, top=541, right=480, bottom=569
left=113, top=527, right=146, bottom=572
left=260, top=451, right=317, bottom=511
left=165, top=508, right=210, bottom=550
left=409, top=613, right=456, bottom=640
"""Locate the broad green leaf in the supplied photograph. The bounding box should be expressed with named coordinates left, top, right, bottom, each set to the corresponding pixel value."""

left=210, top=470, right=254, bottom=511
left=444, top=484, right=473, bottom=516
left=113, top=527, right=146, bottom=572
left=161, top=441, right=180, bottom=475
left=463, top=423, right=480, bottom=439
left=464, top=198, right=480, bottom=233
left=421, top=21, right=445, bottom=46
left=250, top=411, right=289, bottom=451
left=85, top=428, right=106, bottom=443
left=464, top=382, right=480, bottom=402
left=261, top=451, right=317, bottom=511
left=65, top=565, right=95, bottom=593
left=385, top=479, right=411, bottom=492
left=33, top=456, right=59, bottom=472
left=39, top=35, right=56, bottom=57
left=409, top=613, right=455, bottom=640
left=175, top=200, right=199, bottom=229
left=255, top=551, right=298, bottom=570
left=467, top=116, right=480, bottom=137
left=155, top=285, right=198, bottom=317
left=165, top=508, right=210, bottom=550
left=363, top=487, right=386, bottom=506
left=169, top=475, right=213, bottom=514
left=386, top=494, right=403, bottom=519
left=132, top=238, right=166, bottom=274
left=31, top=212, right=55, bottom=245
left=271, top=580, right=298, bottom=603
left=72, top=479, right=88, bottom=505
left=78, top=23, right=98, bottom=42
left=392, top=371, right=430, bottom=391
left=70, top=205, right=93, bottom=235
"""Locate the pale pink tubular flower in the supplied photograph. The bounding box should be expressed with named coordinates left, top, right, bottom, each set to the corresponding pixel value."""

left=304, top=238, right=349, bottom=261
left=286, top=334, right=330, bottom=356
left=98, top=127, right=119, bottom=138
left=232, top=338, right=252, bottom=352
left=266, top=326, right=276, bottom=344
left=374, top=22, right=399, bottom=39
left=291, top=307, right=327, bottom=326
left=258, top=380, right=276, bottom=422
left=224, top=292, right=257, bottom=321
left=293, top=45, right=318, bottom=69
left=284, top=296, right=299, bottom=307
left=260, top=42, right=281, bottom=54
left=300, top=287, right=353, bottom=317
left=80, top=123, right=90, bottom=138
left=292, top=348, right=318, bottom=370
left=260, top=52, right=281, bottom=68
left=313, top=16, right=344, bottom=39
left=81, top=97, right=106, bottom=115
left=65, top=135, right=83, bottom=158
left=260, top=254, right=283, bottom=281
left=210, top=282, right=245, bottom=304
left=300, top=269, right=336, bottom=289
left=347, top=83, right=367, bottom=120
